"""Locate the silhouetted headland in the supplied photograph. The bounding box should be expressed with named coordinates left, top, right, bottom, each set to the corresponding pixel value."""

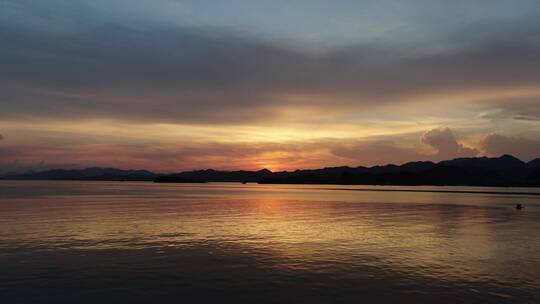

left=3, top=155, right=540, bottom=187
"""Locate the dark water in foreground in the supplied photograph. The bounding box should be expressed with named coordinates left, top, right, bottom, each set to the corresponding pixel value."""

left=1, top=181, right=539, bottom=303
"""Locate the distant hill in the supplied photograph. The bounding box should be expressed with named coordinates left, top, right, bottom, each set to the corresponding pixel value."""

left=3, top=155, right=540, bottom=187
left=157, top=155, right=540, bottom=187
left=6, top=167, right=157, bottom=181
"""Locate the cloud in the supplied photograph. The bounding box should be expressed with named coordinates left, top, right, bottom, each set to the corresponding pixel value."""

left=421, top=128, right=479, bottom=160
left=1, top=1, right=539, bottom=170
left=482, top=134, right=540, bottom=161
left=1, top=3, right=540, bottom=124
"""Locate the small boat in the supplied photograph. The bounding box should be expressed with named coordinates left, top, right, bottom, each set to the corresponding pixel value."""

left=515, top=204, right=524, bottom=210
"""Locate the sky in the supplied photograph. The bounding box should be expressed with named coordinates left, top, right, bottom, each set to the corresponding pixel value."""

left=1, top=0, right=540, bottom=173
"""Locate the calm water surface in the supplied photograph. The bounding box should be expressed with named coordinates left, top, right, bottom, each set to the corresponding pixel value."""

left=1, top=181, right=539, bottom=303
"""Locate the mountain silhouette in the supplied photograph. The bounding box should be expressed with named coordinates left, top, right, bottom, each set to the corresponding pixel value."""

left=3, top=155, right=540, bottom=187
left=6, top=167, right=156, bottom=181
left=156, top=155, right=540, bottom=186
left=256, top=155, right=539, bottom=186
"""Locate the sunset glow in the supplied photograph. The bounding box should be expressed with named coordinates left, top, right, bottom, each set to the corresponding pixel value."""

left=1, top=0, right=540, bottom=173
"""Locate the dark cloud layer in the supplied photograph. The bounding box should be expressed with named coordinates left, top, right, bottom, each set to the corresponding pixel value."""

left=1, top=5, right=540, bottom=124
left=485, top=98, right=540, bottom=121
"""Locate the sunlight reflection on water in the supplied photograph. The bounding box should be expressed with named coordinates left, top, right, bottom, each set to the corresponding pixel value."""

left=0, top=181, right=539, bottom=303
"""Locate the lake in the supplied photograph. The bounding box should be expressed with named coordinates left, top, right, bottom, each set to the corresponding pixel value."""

left=1, top=181, right=539, bottom=303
